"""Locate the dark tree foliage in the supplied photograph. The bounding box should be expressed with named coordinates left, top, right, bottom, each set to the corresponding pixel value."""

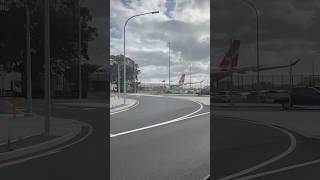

left=110, top=54, right=140, bottom=91
left=0, top=0, right=97, bottom=97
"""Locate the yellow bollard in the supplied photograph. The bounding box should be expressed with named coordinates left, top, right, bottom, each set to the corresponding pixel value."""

left=12, top=97, right=16, bottom=119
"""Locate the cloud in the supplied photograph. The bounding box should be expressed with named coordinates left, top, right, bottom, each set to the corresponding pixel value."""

left=212, top=0, right=320, bottom=75
left=110, top=0, right=210, bottom=83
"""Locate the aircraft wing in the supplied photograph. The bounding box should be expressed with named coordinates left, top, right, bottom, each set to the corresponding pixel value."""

left=182, top=80, right=204, bottom=85
left=252, top=59, right=300, bottom=71
left=216, top=59, right=300, bottom=74
left=212, top=59, right=300, bottom=81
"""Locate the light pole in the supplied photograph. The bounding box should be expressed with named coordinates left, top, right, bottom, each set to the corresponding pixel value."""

left=117, top=60, right=120, bottom=96
left=312, top=59, right=315, bottom=86
left=289, top=60, right=293, bottom=110
left=44, top=0, right=50, bottom=135
left=240, top=0, right=260, bottom=101
left=123, top=11, right=159, bottom=104
left=168, top=42, right=171, bottom=89
left=78, top=0, right=84, bottom=101
left=25, top=3, right=33, bottom=117
left=189, top=64, right=192, bottom=89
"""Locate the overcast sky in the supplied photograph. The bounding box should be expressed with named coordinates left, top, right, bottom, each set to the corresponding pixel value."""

left=213, top=0, right=320, bottom=75
left=110, top=0, right=210, bottom=84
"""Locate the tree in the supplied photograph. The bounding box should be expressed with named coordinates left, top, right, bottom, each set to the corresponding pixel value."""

left=0, top=0, right=98, bottom=97
left=110, top=54, right=140, bottom=92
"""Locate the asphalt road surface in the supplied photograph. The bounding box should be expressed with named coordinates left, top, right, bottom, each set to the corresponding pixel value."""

left=110, top=95, right=210, bottom=180
left=212, top=111, right=320, bottom=180
left=0, top=99, right=107, bottom=180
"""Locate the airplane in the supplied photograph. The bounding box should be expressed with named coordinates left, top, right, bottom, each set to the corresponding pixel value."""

left=213, top=39, right=300, bottom=82
left=169, top=73, right=204, bottom=88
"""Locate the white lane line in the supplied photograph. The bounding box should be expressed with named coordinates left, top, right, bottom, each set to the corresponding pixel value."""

left=202, top=174, right=210, bottom=180
left=217, top=120, right=297, bottom=180
left=110, top=101, right=203, bottom=137
left=81, top=107, right=96, bottom=110
left=110, top=100, right=140, bottom=115
left=110, top=111, right=209, bottom=138
left=0, top=124, right=93, bottom=168
left=172, top=101, right=203, bottom=120
left=236, top=158, right=320, bottom=180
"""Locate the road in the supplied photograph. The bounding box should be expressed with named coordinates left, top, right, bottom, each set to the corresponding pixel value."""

left=0, top=99, right=108, bottom=180
left=212, top=110, right=320, bottom=180
left=110, top=95, right=210, bottom=180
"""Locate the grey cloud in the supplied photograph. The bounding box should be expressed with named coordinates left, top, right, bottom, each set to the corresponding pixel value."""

left=212, top=0, right=320, bottom=74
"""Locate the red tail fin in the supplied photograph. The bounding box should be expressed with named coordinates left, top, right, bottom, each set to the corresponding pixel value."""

left=178, top=74, right=185, bottom=85
left=219, top=40, right=240, bottom=70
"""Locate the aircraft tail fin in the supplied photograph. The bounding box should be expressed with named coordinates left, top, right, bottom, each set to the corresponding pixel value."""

left=219, top=39, right=240, bottom=70
left=178, top=74, right=186, bottom=85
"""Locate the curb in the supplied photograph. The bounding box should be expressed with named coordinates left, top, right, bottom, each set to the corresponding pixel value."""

left=110, top=99, right=139, bottom=114
left=0, top=124, right=85, bottom=163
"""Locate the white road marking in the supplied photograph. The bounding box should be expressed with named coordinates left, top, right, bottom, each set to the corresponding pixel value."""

left=55, top=106, right=97, bottom=111
left=81, top=107, right=96, bottom=110
left=110, top=98, right=205, bottom=138
left=202, top=174, right=210, bottom=180
left=110, top=111, right=209, bottom=138
left=110, top=100, right=140, bottom=115
left=236, top=157, right=320, bottom=179
left=217, top=119, right=297, bottom=180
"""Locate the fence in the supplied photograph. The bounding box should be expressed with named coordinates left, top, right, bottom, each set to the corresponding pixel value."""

left=214, top=74, right=320, bottom=91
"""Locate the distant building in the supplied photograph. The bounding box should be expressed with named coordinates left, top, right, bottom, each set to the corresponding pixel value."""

left=0, top=64, right=22, bottom=96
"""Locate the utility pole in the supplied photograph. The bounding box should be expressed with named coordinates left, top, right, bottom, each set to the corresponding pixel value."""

left=168, top=41, right=171, bottom=89
left=240, top=0, right=260, bottom=102
left=189, top=64, right=192, bottom=89
left=44, top=0, right=50, bottom=135
left=117, top=60, right=120, bottom=96
left=78, top=0, right=82, bottom=101
left=25, top=5, right=33, bottom=117
left=133, top=64, right=136, bottom=94
left=312, top=59, right=315, bottom=86
left=123, top=11, right=159, bottom=104
left=289, top=60, right=293, bottom=110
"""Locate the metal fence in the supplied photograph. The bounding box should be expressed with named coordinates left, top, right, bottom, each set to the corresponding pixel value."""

left=214, top=74, right=320, bottom=91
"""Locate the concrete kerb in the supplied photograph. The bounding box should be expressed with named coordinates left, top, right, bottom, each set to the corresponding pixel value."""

left=0, top=130, right=79, bottom=162
left=135, top=93, right=210, bottom=106
left=110, top=99, right=139, bottom=114
left=0, top=119, right=92, bottom=164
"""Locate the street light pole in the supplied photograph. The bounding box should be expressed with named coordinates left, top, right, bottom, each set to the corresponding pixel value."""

left=78, top=0, right=83, bottom=101
left=117, top=61, right=120, bottom=97
left=26, top=5, right=33, bottom=116
left=312, top=59, right=315, bottom=86
left=168, top=41, right=171, bottom=89
left=289, top=60, right=293, bottom=110
left=240, top=0, right=260, bottom=101
left=189, top=64, right=192, bottom=89
left=123, top=11, right=159, bottom=105
left=44, top=0, right=50, bottom=135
